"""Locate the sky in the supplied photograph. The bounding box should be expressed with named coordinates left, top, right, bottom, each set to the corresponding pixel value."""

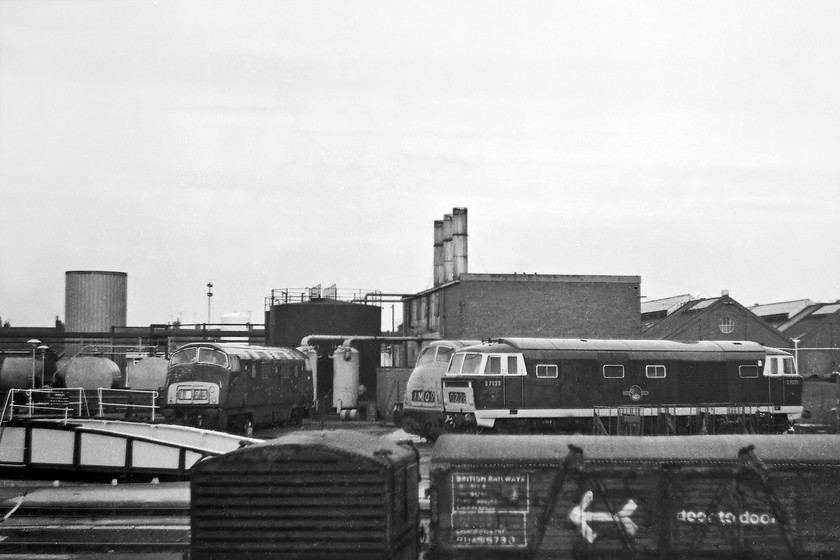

left=1, top=0, right=838, bottom=328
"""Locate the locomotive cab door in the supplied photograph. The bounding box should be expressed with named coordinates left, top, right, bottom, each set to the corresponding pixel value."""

left=503, top=354, right=525, bottom=410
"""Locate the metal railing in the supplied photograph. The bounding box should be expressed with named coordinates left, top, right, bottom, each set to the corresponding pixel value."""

left=96, top=388, right=159, bottom=421
left=1, top=388, right=89, bottom=423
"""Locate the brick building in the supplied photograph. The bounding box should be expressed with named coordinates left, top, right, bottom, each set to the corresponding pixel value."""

left=403, top=272, right=642, bottom=342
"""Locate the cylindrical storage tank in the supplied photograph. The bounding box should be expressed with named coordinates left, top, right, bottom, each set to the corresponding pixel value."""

left=65, top=271, right=127, bottom=333
left=55, top=356, right=120, bottom=390
left=125, top=356, right=168, bottom=390
left=190, top=430, right=420, bottom=560
left=0, top=355, right=55, bottom=390
left=332, top=345, right=359, bottom=411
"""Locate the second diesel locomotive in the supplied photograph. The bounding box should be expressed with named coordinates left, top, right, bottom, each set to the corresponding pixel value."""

left=441, top=338, right=803, bottom=435
left=163, top=342, right=313, bottom=433
left=395, top=340, right=480, bottom=440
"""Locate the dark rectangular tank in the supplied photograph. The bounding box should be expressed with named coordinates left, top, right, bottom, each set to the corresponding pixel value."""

left=429, top=434, right=840, bottom=559
left=190, top=430, right=420, bottom=560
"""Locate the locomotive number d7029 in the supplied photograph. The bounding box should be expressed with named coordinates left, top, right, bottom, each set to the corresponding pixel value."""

left=412, top=390, right=436, bottom=403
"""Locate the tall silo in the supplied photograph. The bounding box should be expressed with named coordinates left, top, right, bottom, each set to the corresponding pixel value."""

left=64, top=271, right=128, bottom=374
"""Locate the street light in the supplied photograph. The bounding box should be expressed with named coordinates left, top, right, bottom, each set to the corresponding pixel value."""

left=27, top=338, right=41, bottom=389
left=37, top=344, right=49, bottom=387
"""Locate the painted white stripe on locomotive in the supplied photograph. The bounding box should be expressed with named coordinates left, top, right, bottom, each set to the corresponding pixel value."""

left=471, top=405, right=803, bottom=427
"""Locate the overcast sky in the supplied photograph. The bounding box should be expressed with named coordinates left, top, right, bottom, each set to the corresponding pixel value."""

left=1, top=0, right=838, bottom=328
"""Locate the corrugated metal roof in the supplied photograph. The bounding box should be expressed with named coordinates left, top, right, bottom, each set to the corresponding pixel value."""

left=640, top=294, right=693, bottom=316
left=749, top=299, right=814, bottom=319
left=813, top=303, right=840, bottom=316
left=688, top=298, right=718, bottom=311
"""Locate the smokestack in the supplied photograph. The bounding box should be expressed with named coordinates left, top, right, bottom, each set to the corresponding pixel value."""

left=433, top=220, right=444, bottom=286
left=442, top=214, right=454, bottom=283
left=452, top=207, right=468, bottom=280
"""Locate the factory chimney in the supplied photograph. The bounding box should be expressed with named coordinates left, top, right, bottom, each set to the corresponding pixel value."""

left=452, top=207, right=468, bottom=280
left=433, top=220, right=444, bottom=286
left=442, top=214, right=454, bottom=283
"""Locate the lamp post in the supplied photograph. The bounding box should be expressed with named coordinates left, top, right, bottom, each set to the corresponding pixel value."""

left=27, top=338, right=41, bottom=389
left=206, top=282, right=214, bottom=324
left=37, top=345, right=49, bottom=387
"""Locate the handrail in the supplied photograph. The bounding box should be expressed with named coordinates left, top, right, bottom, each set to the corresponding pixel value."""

left=96, top=388, right=159, bottom=421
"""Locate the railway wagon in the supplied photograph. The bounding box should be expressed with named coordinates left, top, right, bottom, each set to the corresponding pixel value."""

left=429, top=434, right=840, bottom=559
left=442, top=338, right=802, bottom=434
left=190, top=430, right=420, bottom=560
left=396, top=340, right=481, bottom=441
left=163, top=342, right=312, bottom=433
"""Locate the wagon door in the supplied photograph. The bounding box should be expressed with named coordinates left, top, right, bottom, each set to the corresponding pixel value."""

left=503, top=354, right=524, bottom=410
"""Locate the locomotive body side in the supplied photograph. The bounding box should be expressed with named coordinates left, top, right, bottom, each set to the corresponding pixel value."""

left=163, top=343, right=312, bottom=433
left=441, top=338, right=802, bottom=434
left=397, top=340, right=481, bottom=440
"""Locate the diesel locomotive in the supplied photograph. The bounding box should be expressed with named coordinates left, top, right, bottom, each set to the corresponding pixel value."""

left=162, top=342, right=313, bottom=433
left=440, top=338, right=803, bottom=435
left=395, top=340, right=480, bottom=440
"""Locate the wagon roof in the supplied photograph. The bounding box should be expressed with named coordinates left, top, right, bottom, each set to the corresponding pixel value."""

left=199, top=429, right=418, bottom=469
left=432, top=434, right=840, bottom=465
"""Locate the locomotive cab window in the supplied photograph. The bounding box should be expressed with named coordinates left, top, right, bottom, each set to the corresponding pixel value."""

left=484, top=356, right=502, bottom=375
left=170, top=347, right=198, bottom=365
left=507, top=355, right=521, bottom=375
left=197, top=348, right=228, bottom=367
left=646, top=365, right=666, bottom=379
left=436, top=346, right=454, bottom=363
left=447, top=352, right=483, bottom=375
left=536, top=364, right=558, bottom=378
left=603, top=364, right=625, bottom=378
left=739, top=365, right=759, bottom=378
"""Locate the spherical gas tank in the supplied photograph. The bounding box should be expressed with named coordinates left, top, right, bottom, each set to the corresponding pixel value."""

left=55, top=356, right=121, bottom=390
left=332, top=345, right=360, bottom=411
left=125, top=357, right=168, bottom=390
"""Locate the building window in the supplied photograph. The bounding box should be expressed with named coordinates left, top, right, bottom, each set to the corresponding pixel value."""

left=603, top=364, right=625, bottom=378
left=536, top=364, right=558, bottom=378
left=646, top=365, right=666, bottom=378
left=719, top=315, right=735, bottom=334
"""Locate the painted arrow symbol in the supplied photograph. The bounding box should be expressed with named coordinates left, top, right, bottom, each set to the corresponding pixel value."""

left=568, top=490, right=638, bottom=543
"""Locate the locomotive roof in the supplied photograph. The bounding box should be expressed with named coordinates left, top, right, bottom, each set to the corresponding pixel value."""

left=432, top=434, right=840, bottom=465
left=461, top=338, right=774, bottom=358
left=174, top=342, right=306, bottom=361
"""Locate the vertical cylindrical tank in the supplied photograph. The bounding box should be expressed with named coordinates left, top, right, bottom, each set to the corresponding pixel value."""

left=442, top=214, right=454, bottom=283
left=65, top=271, right=128, bottom=333
left=433, top=220, right=444, bottom=287
left=332, top=345, right=360, bottom=411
